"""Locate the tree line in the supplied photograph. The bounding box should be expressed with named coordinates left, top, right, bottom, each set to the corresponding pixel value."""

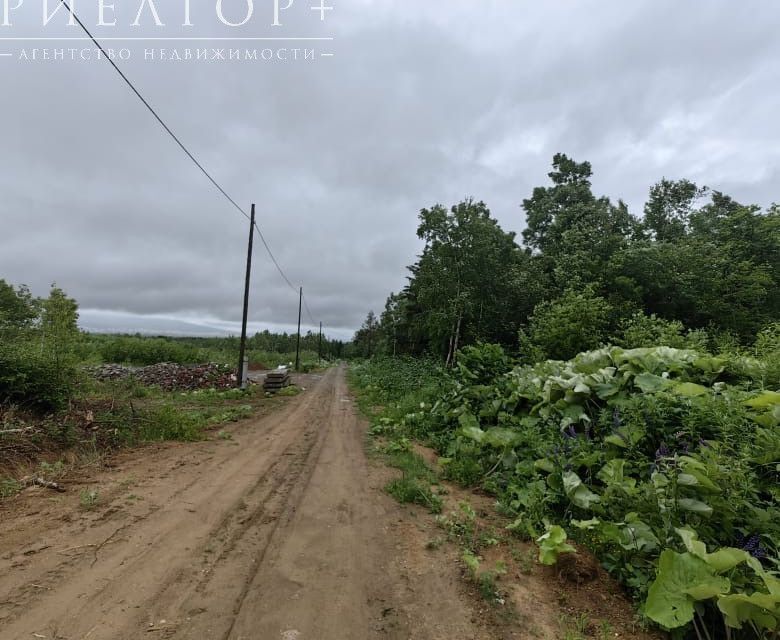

left=0, top=281, right=348, bottom=409
left=352, top=154, right=779, bottom=362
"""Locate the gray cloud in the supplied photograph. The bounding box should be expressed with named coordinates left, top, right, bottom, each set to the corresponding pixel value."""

left=1, top=0, right=779, bottom=338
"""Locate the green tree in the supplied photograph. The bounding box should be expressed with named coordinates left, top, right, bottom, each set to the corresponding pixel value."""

left=40, top=285, right=80, bottom=392
left=358, top=153, right=778, bottom=365
left=0, top=283, right=78, bottom=410
left=522, top=153, right=597, bottom=254
left=519, top=289, right=612, bottom=361
left=408, top=198, right=534, bottom=364
left=0, top=279, right=38, bottom=335
left=379, top=293, right=404, bottom=357
left=612, top=236, right=774, bottom=340
left=353, top=310, right=379, bottom=358
left=522, top=154, right=637, bottom=294
left=642, top=178, right=707, bottom=242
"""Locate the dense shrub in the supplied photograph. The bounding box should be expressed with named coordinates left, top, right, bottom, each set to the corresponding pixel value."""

left=99, top=337, right=200, bottom=366
left=614, top=312, right=709, bottom=350
left=454, top=343, right=512, bottom=385
left=519, top=289, right=612, bottom=361
left=753, top=323, right=780, bottom=388
left=0, top=342, right=75, bottom=410
left=353, top=344, right=780, bottom=638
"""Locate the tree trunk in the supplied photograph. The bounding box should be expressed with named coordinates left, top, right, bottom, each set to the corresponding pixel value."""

left=452, top=313, right=463, bottom=365
left=445, top=322, right=456, bottom=368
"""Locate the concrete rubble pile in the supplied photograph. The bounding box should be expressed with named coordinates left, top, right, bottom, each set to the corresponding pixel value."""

left=88, top=363, right=237, bottom=391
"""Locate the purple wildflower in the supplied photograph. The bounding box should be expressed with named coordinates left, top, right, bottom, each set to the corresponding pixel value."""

left=739, top=534, right=769, bottom=560
left=655, top=442, right=670, bottom=460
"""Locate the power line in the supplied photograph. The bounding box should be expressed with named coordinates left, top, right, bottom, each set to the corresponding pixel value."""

left=302, top=292, right=317, bottom=325
left=57, top=0, right=249, bottom=222
left=252, top=222, right=298, bottom=293
left=59, top=0, right=316, bottom=316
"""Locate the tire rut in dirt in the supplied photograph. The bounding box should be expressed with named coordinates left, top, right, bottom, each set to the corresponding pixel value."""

left=0, top=370, right=336, bottom=640
left=145, top=373, right=337, bottom=640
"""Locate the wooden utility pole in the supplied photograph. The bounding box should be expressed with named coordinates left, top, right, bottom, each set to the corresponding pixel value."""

left=318, top=321, right=323, bottom=365
left=295, top=286, right=303, bottom=371
left=237, top=204, right=255, bottom=389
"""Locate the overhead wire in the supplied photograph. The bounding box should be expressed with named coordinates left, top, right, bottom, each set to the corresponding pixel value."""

left=57, top=0, right=250, bottom=222
left=252, top=222, right=298, bottom=294
left=58, top=0, right=320, bottom=324
left=302, top=292, right=317, bottom=326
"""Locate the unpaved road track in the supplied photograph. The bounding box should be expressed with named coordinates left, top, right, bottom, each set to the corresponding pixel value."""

left=0, top=366, right=493, bottom=640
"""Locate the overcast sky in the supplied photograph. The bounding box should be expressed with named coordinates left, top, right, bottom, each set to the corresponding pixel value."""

left=1, top=0, right=778, bottom=340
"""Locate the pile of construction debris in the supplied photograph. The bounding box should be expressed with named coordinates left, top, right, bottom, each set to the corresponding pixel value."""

left=88, top=363, right=238, bottom=391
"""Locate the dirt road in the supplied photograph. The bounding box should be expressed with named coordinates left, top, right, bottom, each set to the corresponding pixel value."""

left=0, top=366, right=493, bottom=640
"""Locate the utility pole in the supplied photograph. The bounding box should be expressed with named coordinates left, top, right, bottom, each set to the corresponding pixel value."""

left=237, top=204, right=255, bottom=389
left=295, top=286, right=302, bottom=371
left=318, top=321, right=323, bottom=365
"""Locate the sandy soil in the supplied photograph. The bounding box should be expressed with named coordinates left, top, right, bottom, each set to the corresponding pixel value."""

left=0, top=365, right=660, bottom=640
left=0, top=366, right=496, bottom=640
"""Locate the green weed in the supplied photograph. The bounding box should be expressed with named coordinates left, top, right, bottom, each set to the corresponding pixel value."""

left=425, top=537, right=444, bottom=550
left=38, top=460, right=66, bottom=479
left=462, top=550, right=507, bottom=603
left=79, top=488, right=99, bottom=510
left=0, top=478, right=21, bottom=499
left=138, top=405, right=203, bottom=442
left=558, top=613, right=590, bottom=640
left=385, top=476, right=442, bottom=514
left=275, top=385, right=301, bottom=397
left=511, top=547, right=536, bottom=575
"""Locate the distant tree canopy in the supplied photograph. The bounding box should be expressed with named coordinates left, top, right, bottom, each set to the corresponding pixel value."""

left=355, top=154, right=780, bottom=362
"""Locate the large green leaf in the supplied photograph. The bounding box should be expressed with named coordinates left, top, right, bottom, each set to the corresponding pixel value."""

left=562, top=471, right=601, bottom=509
left=536, top=525, right=576, bottom=565
left=633, top=372, right=670, bottom=393
left=693, top=356, right=726, bottom=376
left=745, top=390, right=780, bottom=409
left=571, top=518, right=601, bottom=530
left=718, top=593, right=779, bottom=630
left=677, top=498, right=713, bottom=516
left=646, top=550, right=730, bottom=629
left=604, top=434, right=627, bottom=448
left=534, top=458, right=555, bottom=473
left=676, top=528, right=757, bottom=573
left=558, top=402, right=589, bottom=428
left=597, top=458, right=626, bottom=484
left=676, top=528, right=708, bottom=557
left=671, top=382, right=709, bottom=397
left=620, top=513, right=659, bottom=552
left=458, top=412, right=484, bottom=443
left=593, top=373, right=622, bottom=399
left=761, top=572, right=780, bottom=597
left=678, top=458, right=720, bottom=492
left=482, top=427, right=521, bottom=448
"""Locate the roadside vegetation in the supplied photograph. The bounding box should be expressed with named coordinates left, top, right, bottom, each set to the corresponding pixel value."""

left=351, top=339, right=780, bottom=639
left=351, top=154, right=779, bottom=639
left=0, top=280, right=332, bottom=499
